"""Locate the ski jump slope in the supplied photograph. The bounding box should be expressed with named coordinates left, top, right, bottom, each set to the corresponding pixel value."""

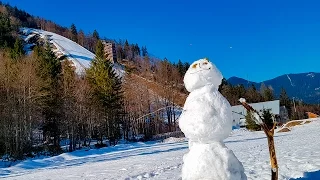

left=20, top=28, right=124, bottom=77
left=1, top=119, right=320, bottom=180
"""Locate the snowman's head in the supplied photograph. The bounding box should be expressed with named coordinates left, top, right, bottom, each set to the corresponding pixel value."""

left=184, top=58, right=223, bottom=92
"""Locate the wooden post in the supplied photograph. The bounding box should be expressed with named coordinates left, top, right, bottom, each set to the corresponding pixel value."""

left=265, top=123, right=278, bottom=180
left=240, top=100, right=278, bottom=180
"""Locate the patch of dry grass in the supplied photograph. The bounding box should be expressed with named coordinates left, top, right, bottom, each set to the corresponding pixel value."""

left=304, top=120, right=312, bottom=124
left=278, top=127, right=291, bottom=133
left=278, top=120, right=314, bottom=133
left=285, top=121, right=303, bottom=128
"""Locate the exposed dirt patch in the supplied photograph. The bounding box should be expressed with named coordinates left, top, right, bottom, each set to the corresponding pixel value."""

left=279, top=120, right=314, bottom=133
left=278, top=127, right=291, bottom=133
left=285, top=121, right=303, bottom=128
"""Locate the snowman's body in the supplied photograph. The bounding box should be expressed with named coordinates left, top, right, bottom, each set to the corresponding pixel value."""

left=179, top=59, right=247, bottom=180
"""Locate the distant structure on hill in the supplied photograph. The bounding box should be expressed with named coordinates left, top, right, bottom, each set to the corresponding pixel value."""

left=102, top=41, right=117, bottom=63
left=231, top=100, right=284, bottom=127
left=306, top=112, right=319, bottom=119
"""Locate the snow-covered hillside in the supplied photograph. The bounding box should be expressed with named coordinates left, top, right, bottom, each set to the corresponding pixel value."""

left=1, top=120, right=320, bottom=180
left=20, top=28, right=124, bottom=77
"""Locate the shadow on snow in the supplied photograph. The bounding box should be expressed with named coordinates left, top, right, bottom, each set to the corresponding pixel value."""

left=0, top=141, right=188, bottom=178
left=225, top=134, right=288, bottom=144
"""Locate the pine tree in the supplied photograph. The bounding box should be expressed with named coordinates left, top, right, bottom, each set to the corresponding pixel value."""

left=86, top=56, right=123, bottom=146
left=280, top=88, right=289, bottom=105
left=95, top=40, right=104, bottom=59
left=245, top=84, right=262, bottom=103
left=176, top=59, right=184, bottom=76
left=141, top=46, right=148, bottom=57
left=260, top=83, right=267, bottom=96
left=264, top=87, right=274, bottom=101
left=245, top=110, right=260, bottom=131
left=134, top=43, right=140, bottom=56
left=93, top=29, right=100, bottom=40
left=77, top=30, right=85, bottom=46
left=10, top=38, right=25, bottom=60
left=0, top=12, right=13, bottom=48
left=183, top=62, right=190, bottom=73
left=34, top=44, right=62, bottom=154
left=218, top=78, right=228, bottom=92
left=235, top=84, right=246, bottom=100
left=280, top=87, right=292, bottom=118
left=70, top=23, right=78, bottom=43
left=260, top=83, right=274, bottom=101
left=130, top=44, right=136, bottom=59
left=116, top=43, right=125, bottom=61
left=262, top=109, right=274, bottom=129
left=61, top=60, right=78, bottom=152
left=124, top=40, right=130, bottom=59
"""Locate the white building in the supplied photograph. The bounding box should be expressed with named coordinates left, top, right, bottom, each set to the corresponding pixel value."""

left=231, top=100, right=280, bottom=127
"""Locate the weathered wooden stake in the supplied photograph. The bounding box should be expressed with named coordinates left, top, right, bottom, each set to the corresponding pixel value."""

left=239, top=99, right=278, bottom=180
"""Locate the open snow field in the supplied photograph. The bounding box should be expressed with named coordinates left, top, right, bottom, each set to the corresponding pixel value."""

left=1, top=120, right=320, bottom=180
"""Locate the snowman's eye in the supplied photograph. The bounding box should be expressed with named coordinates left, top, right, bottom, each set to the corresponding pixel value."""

left=192, top=64, right=198, bottom=68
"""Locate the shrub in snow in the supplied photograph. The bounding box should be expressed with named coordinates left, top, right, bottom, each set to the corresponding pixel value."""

left=245, top=111, right=261, bottom=131
left=179, top=58, right=247, bottom=180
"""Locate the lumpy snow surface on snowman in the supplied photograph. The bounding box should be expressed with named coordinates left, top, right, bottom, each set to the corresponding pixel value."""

left=179, top=58, right=247, bottom=180
left=179, top=58, right=233, bottom=142
left=182, top=142, right=247, bottom=180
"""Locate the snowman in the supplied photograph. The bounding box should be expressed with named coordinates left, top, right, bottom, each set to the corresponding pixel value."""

left=179, top=58, right=247, bottom=180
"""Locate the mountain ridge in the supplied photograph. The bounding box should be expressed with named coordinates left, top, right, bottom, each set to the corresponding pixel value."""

left=228, top=71, right=318, bottom=83
left=227, top=72, right=320, bottom=104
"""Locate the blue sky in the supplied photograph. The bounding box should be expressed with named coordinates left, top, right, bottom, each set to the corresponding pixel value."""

left=4, top=0, right=320, bottom=82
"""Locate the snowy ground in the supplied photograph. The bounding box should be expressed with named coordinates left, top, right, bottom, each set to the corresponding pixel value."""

left=1, top=120, right=320, bottom=180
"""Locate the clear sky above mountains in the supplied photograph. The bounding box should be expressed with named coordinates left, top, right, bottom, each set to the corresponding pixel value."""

left=5, top=0, right=320, bottom=82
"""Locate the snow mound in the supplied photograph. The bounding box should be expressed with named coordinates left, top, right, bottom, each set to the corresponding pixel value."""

left=20, top=28, right=125, bottom=77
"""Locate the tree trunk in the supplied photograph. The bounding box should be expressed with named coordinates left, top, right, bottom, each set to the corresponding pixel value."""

left=266, top=129, right=278, bottom=180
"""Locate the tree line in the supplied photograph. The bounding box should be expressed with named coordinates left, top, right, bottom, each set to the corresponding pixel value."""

left=0, top=37, right=123, bottom=159
left=0, top=41, right=188, bottom=160
left=0, top=4, right=190, bottom=160
left=219, top=80, right=320, bottom=122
